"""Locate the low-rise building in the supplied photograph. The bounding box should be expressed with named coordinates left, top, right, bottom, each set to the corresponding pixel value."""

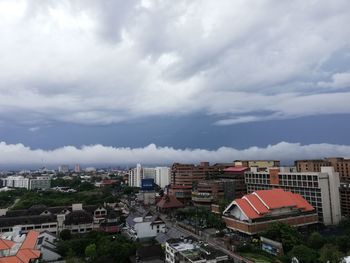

left=0, top=203, right=117, bottom=235
left=222, top=189, right=318, bottom=235
left=245, top=167, right=341, bottom=225
left=0, top=229, right=61, bottom=263
left=125, top=211, right=166, bottom=241
left=165, top=237, right=229, bottom=263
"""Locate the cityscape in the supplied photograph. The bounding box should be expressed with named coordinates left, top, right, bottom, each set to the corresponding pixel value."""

left=1, top=0, right=350, bottom=263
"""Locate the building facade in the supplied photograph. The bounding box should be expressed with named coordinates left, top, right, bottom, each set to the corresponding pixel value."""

left=234, top=160, right=280, bottom=170
left=295, top=157, right=350, bottom=180
left=165, top=237, right=229, bottom=263
left=245, top=167, right=341, bottom=225
left=222, top=189, right=318, bottom=235
left=155, top=167, right=171, bottom=188
left=169, top=162, right=223, bottom=203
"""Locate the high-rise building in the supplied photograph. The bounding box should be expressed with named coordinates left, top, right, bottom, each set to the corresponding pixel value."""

left=155, top=167, right=170, bottom=188
left=128, top=164, right=142, bottom=187
left=244, top=167, right=341, bottom=225
left=74, top=164, right=81, bottom=173
left=58, top=165, right=69, bottom=173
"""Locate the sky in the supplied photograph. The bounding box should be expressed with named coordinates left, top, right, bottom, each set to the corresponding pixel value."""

left=1, top=0, right=350, bottom=166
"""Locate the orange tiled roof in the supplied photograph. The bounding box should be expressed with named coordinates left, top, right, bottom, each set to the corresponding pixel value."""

left=0, top=230, right=41, bottom=263
left=0, top=240, right=15, bottom=251
left=255, top=189, right=296, bottom=209
left=243, top=194, right=269, bottom=215
left=235, top=199, right=261, bottom=219
left=232, top=189, right=315, bottom=220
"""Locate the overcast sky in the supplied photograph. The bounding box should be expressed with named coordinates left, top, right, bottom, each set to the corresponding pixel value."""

left=1, top=0, right=350, bottom=166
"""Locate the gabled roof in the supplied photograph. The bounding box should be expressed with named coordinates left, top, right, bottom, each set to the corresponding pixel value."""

left=254, top=189, right=296, bottom=209
left=0, top=239, right=15, bottom=250
left=0, top=230, right=41, bottom=263
left=226, top=189, right=315, bottom=220
left=156, top=195, right=184, bottom=209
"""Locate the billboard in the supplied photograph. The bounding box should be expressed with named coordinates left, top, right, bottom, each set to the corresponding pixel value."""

left=141, top=178, right=155, bottom=191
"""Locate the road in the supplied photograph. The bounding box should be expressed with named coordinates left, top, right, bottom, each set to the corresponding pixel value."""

left=160, top=214, right=253, bottom=263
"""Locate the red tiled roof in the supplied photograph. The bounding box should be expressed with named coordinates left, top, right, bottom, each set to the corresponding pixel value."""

left=231, top=189, right=315, bottom=220
left=20, top=230, right=39, bottom=249
left=0, top=239, right=15, bottom=250
left=243, top=194, right=269, bottom=215
left=235, top=199, right=261, bottom=219
left=156, top=195, right=184, bottom=209
left=0, top=230, right=41, bottom=263
left=223, top=167, right=249, bottom=172
left=0, top=256, right=22, bottom=263
left=255, top=189, right=296, bottom=209
left=292, top=193, right=315, bottom=211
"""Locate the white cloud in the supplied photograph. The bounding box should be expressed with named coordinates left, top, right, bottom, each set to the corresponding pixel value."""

left=318, top=71, right=350, bottom=89
left=0, top=0, right=349, bottom=125
left=0, top=141, right=350, bottom=166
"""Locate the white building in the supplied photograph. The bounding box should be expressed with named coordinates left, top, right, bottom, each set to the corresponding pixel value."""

left=245, top=166, right=341, bottom=225
left=129, top=163, right=143, bottom=187
left=155, top=167, right=171, bottom=188
left=125, top=211, right=165, bottom=240
left=58, top=165, right=69, bottom=173
left=2, top=176, right=29, bottom=189
left=165, top=237, right=229, bottom=263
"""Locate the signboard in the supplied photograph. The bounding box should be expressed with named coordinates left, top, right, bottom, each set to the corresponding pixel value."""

left=141, top=178, right=154, bottom=191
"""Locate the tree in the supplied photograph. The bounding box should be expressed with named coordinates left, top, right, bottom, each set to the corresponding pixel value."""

left=307, top=232, right=325, bottom=249
left=85, top=243, right=97, bottom=262
left=264, top=222, right=301, bottom=252
left=319, top=244, right=343, bottom=263
left=336, top=235, right=350, bottom=254
left=287, top=245, right=318, bottom=263
left=59, top=229, right=72, bottom=241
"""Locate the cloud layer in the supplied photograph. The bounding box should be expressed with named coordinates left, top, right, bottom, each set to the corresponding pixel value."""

left=0, top=141, right=350, bottom=166
left=0, top=0, right=350, bottom=126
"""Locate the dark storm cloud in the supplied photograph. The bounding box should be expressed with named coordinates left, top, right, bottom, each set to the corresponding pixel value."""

left=0, top=0, right=349, bottom=127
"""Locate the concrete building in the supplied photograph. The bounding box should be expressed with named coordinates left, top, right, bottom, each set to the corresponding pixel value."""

left=0, top=229, right=62, bottom=263
left=155, top=167, right=171, bottom=188
left=2, top=176, right=29, bottom=189
left=29, top=176, right=51, bottom=190
left=169, top=162, right=223, bottom=204
left=340, top=182, right=350, bottom=218
left=129, top=164, right=143, bottom=187
left=74, top=164, right=81, bottom=173
left=234, top=160, right=280, bottom=170
left=245, top=167, right=341, bottom=225
left=295, top=157, right=350, bottom=180
left=0, top=203, right=117, bottom=235
left=58, top=165, right=69, bottom=173
left=125, top=211, right=166, bottom=241
left=165, top=237, right=229, bottom=263
left=223, top=189, right=318, bottom=235
left=129, top=164, right=160, bottom=188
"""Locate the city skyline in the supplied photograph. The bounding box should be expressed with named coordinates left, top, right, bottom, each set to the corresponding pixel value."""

left=1, top=1, right=350, bottom=165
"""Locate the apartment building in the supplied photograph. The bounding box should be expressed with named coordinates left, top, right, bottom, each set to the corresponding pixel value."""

left=169, top=162, right=223, bottom=203
left=244, top=167, right=341, bottom=225
left=155, top=167, right=171, bottom=188
left=234, top=160, right=280, bottom=170
left=129, top=164, right=170, bottom=188
left=295, top=157, right=350, bottom=180
left=1, top=176, right=51, bottom=190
